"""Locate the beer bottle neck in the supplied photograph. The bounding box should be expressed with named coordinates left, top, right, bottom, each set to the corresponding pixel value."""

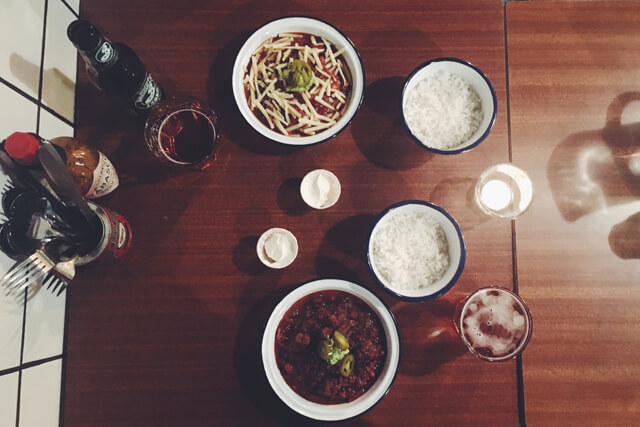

left=68, top=20, right=118, bottom=70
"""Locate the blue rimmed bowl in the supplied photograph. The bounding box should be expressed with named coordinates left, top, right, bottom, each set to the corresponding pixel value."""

left=367, top=200, right=466, bottom=302
left=232, top=16, right=365, bottom=146
left=401, top=57, right=497, bottom=154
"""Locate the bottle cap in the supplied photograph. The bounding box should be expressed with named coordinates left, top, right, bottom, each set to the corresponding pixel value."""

left=67, top=20, right=101, bottom=51
left=4, top=132, right=40, bottom=164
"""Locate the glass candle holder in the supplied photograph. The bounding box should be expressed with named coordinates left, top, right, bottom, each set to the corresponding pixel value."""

left=474, top=163, right=534, bottom=219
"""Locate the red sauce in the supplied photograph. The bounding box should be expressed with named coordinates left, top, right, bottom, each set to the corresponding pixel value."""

left=275, top=290, right=387, bottom=404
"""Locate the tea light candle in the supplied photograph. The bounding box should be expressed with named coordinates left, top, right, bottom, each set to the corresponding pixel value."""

left=480, top=179, right=512, bottom=211
left=474, top=163, right=534, bottom=219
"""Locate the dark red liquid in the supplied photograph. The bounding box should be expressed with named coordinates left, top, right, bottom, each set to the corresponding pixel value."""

left=159, top=110, right=216, bottom=164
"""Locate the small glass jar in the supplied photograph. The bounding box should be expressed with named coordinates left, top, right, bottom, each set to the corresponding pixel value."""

left=144, top=96, right=219, bottom=167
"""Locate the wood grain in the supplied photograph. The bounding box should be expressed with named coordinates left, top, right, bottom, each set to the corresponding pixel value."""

left=507, top=1, right=640, bottom=426
left=65, top=1, right=518, bottom=426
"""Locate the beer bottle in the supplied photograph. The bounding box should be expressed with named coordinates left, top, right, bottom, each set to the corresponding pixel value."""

left=67, top=19, right=163, bottom=116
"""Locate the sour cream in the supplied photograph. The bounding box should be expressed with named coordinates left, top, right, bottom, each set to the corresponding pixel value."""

left=257, top=228, right=298, bottom=269
left=300, top=169, right=341, bottom=209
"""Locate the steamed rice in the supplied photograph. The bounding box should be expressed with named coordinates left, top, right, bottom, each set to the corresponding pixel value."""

left=403, top=71, right=483, bottom=150
left=372, top=212, right=449, bottom=290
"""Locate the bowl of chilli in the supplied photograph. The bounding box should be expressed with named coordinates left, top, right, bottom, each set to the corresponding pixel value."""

left=262, top=278, right=400, bottom=421
left=401, top=57, right=497, bottom=154
left=367, top=200, right=466, bottom=302
left=232, top=16, right=365, bottom=146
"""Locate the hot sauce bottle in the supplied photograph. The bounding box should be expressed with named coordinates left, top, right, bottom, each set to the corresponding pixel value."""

left=2, top=132, right=119, bottom=199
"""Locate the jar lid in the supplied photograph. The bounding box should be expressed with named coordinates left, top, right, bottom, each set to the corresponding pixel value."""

left=4, top=132, right=40, bottom=164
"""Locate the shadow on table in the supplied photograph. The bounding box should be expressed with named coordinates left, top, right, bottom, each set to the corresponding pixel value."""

left=352, top=77, right=434, bottom=170
left=314, top=214, right=379, bottom=291
left=394, top=297, right=467, bottom=377
left=429, top=176, right=492, bottom=230
left=233, top=284, right=374, bottom=426
left=232, top=235, right=268, bottom=276
left=323, top=214, right=376, bottom=260
left=232, top=206, right=282, bottom=276
left=547, top=91, right=640, bottom=259
left=277, top=177, right=307, bottom=216
left=609, top=211, right=640, bottom=260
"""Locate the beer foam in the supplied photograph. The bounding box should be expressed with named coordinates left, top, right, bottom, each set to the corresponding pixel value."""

left=462, top=289, right=527, bottom=358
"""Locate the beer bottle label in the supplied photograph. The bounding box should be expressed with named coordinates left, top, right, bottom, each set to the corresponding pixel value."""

left=94, top=41, right=116, bottom=64
left=86, top=152, right=119, bottom=199
left=134, top=73, right=162, bottom=111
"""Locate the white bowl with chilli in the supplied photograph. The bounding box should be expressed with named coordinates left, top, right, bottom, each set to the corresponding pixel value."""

left=367, top=200, right=466, bottom=301
left=401, top=57, right=497, bottom=154
left=232, top=16, right=365, bottom=146
left=262, top=278, right=400, bottom=421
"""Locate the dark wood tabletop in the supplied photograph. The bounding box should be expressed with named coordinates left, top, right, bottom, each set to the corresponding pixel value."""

left=63, top=1, right=639, bottom=426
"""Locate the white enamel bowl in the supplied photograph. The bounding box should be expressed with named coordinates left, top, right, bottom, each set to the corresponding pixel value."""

left=367, top=200, right=466, bottom=301
left=232, top=16, right=365, bottom=146
left=401, top=57, right=497, bottom=154
left=261, top=278, right=400, bottom=421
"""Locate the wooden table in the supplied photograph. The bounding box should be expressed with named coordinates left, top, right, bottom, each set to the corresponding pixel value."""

left=507, top=1, right=640, bottom=426
left=63, top=1, right=639, bottom=426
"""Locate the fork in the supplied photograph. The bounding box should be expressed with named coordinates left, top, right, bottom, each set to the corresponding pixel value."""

left=0, top=250, right=57, bottom=296
left=41, top=256, right=77, bottom=296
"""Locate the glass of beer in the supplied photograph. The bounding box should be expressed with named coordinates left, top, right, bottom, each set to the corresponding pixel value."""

left=144, top=96, right=219, bottom=167
left=454, top=286, right=533, bottom=362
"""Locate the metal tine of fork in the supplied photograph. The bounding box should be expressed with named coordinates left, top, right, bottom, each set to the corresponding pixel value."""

left=1, top=259, right=42, bottom=290
left=51, top=278, right=66, bottom=295
left=2, top=182, right=15, bottom=194
left=10, top=267, right=49, bottom=295
left=4, top=258, right=48, bottom=292
left=55, top=283, right=67, bottom=297
left=42, top=271, right=58, bottom=290
left=5, top=253, right=54, bottom=294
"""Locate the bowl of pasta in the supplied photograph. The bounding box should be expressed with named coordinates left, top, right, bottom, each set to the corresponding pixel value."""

left=232, top=16, right=365, bottom=146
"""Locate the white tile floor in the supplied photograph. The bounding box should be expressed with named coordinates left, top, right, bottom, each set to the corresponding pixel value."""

left=0, top=373, right=19, bottom=427
left=39, top=108, right=75, bottom=140
left=0, top=1, right=79, bottom=426
left=42, top=0, right=78, bottom=122
left=19, top=360, right=63, bottom=427
left=0, top=0, right=46, bottom=99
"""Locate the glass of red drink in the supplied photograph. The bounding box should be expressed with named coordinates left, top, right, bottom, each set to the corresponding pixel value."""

left=144, top=96, right=219, bottom=166
left=454, top=286, right=532, bottom=362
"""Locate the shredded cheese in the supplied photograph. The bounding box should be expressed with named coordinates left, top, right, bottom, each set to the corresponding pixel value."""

left=243, top=32, right=352, bottom=137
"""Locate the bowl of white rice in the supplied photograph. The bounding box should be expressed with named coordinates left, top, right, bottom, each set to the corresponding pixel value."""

left=367, top=200, right=466, bottom=301
left=401, top=57, right=497, bottom=154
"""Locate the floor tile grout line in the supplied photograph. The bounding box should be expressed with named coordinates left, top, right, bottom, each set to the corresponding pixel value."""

left=503, top=3, right=527, bottom=427
left=15, top=370, right=21, bottom=427
left=41, top=101, right=76, bottom=129
left=16, top=289, right=28, bottom=427
left=60, top=0, right=80, bottom=19
left=59, top=288, right=71, bottom=427
left=0, top=80, right=75, bottom=130
left=0, top=77, right=40, bottom=113
left=36, top=0, right=49, bottom=135
left=15, top=3, right=48, bottom=423
left=0, top=354, right=66, bottom=377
